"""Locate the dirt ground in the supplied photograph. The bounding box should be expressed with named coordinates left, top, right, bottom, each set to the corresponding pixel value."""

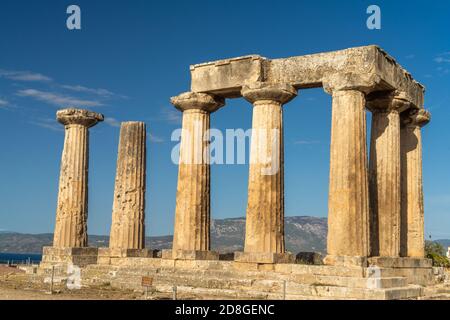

left=0, top=266, right=173, bottom=300
left=0, top=266, right=215, bottom=300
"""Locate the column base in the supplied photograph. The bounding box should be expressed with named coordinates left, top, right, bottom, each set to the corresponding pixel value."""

left=161, top=249, right=219, bottom=261
left=323, top=255, right=368, bottom=267
left=97, top=248, right=159, bottom=265
left=234, top=252, right=294, bottom=264
left=40, top=246, right=98, bottom=268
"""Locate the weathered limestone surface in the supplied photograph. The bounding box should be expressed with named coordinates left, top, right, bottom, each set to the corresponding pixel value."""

left=109, top=122, right=147, bottom=250
left=367, top=93, right=409, bottom=257
left=323, top=74, right=373, bottom=261
left=400, top=109, right=431, bottom=257
left=40, top=246, right=98, bottom=268
left=190, top=46, right=424, bottom=108
left=53, top=108, right=104, bottom=248
left=38, top=257, right=434, bottom=300
left=170, top=92, right=224, bottom=258
left=161, top=249, right=219, bottom=261
left=241, top=82, right=296, bottom=257
left=97, top=248, right=158, bottom=265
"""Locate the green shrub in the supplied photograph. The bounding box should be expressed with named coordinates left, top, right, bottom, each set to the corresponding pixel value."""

left=425, top=241, right=450, bottom=267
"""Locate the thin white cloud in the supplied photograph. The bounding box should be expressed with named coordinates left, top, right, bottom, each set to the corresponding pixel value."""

left=434, top=52, right=450, bottom=64
left=293, top=140, right=320, bottom=145
left=405, top=54, right=415, bottom=59
left=0, top=99, right=8, bottom=107
left=149, top=133, right=164, bottom=143
left=17, top=89, right=103, bottom=107
left=0, top=69, right=52, bottom=82
left=104, top=117, right=121, bottom=128
left=160, top=108, right=182, bottom=124
left=29, top=118, right=63, bottom=132
left=61, top=85, right=119, bottom=98
left=434, top=57, right=450, bottom=64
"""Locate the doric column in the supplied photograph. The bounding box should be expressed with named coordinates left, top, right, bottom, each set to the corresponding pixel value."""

left=400, top=109, right=430, bottom=257
left=169, top=92, right=224, bottom=259
left=367, top=93, right=410, bottom=257
left=109, top=122, right=147, bottom=250
left=239, top=82, right=297, bottom=262
left=53, top=108, right=104, bottom=248
left=323, top=73, right=379, bottom=264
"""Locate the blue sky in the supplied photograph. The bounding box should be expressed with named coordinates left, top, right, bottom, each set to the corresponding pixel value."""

left=0, top=0, right=449, bottom=239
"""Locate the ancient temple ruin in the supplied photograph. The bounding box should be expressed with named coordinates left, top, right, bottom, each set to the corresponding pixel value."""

left=40, top=45, right=434, bottom=300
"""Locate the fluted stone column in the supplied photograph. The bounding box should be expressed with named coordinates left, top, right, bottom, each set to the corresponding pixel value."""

left=167, top=92, right=224, bottom=260
left=367, top=93, right=410, bottom=257
left=53, top=108, right=104, bottom=248
left=400, top=109, right=430, bottom=258
left=109, top=122, right=146, bottom=250
left=323, top=74, right=377, bottom=265
left=235, top=82, right=297, bottom=264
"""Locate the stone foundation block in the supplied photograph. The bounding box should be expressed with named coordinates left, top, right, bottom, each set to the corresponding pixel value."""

left=234, top=252, right=295, bottom=264
left=162, top=249, right=219, bottom=261
left=323, top=255, right=368, bottom=267
left=97, top=248, right=159, bottom=265
left=98, top=248, right=158, bottom=258
left=41, top=246, right=98, bottom=267
left=368, top=257, right=432, bottom=268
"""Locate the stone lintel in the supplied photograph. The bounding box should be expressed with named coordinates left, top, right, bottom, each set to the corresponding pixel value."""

left=234, top=252, right=295, bottom=264
left=368, top=257, right=432, bottom=269
left=189, top=45, right=424, bottom=108
left=57, top=108, right=104, bottom=128
left=41, top=246, right=98, bottom=267
left=170, top=92, right=225, bottom=113
left=323, top=255, right=369, bottom=267
left=190, top=55, right=266, bottom=98
left=161, top=249, right=219, bottom=261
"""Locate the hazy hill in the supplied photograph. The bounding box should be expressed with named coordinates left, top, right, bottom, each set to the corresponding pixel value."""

left=436, top=239, right=450, bottom=248
left=0, top=216, right=328, bottom=254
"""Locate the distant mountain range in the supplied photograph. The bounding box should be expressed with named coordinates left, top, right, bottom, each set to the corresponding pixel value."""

left=0, top=216, right=327, bottom=254
left=1, top=216, right=448, bottom=255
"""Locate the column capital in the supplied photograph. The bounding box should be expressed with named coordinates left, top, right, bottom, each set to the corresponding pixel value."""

left=241, top=82, right=297, bottom=105
left=402, top=108, right=431, bottom=128
left=323, top=73, right=382, bottom=95
left=57, top=108, right=104, bottom=128
left=170, top=92, right=225, bottom=113
left=366, top=91, right=411, bottom=113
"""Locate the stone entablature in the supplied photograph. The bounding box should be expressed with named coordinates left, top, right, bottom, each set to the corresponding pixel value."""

left=190, top=46, right=424, bottom=109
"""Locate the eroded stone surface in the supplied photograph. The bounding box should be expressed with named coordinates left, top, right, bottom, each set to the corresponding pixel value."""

left=367, top=94, right=409, bottom=257
left=170, top=93, right=224, bottom=256
left=190, top=46, right=424, bottom=108
left=400, top=109, right=431, bottom=258
left=326, top=89, right=370, bottom=259
left=53, top=108, right=104, bottom=248
left=109, top=122, right=146, bottom=250
left=241, top=83, right=297, bottom=255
